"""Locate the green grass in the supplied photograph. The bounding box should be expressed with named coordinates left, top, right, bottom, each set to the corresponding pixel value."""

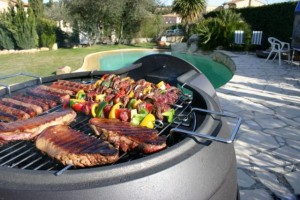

left=0, top=43, right=155, bottom=85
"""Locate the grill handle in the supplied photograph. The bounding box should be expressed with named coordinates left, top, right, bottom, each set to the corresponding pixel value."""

left=170, top=108, right=242, bottom=144
left=0, top=73, right=42, bottom=96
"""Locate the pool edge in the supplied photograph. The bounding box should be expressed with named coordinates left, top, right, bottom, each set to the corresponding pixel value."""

left=74, top=48, right=169, bottom=72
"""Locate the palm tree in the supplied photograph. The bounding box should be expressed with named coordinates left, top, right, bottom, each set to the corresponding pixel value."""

left=172, top=0, right=206, bottom=35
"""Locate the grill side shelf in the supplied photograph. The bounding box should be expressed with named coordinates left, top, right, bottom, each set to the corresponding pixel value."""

left=0, top=73, right=43, bottom=96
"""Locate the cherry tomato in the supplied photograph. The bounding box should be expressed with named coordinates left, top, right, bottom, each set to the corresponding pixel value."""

left=145, top=102, right=153, bottom=113
left=115, top=108, right=130, bottom=122
left=72, top=103, right=85, bottom=112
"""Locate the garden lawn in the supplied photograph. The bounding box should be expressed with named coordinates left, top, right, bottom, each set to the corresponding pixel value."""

left=0, top=44, right=154, bottom=85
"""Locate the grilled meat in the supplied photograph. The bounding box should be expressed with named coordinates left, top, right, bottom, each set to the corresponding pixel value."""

left=0, top=111, right=18, bottom=122
left=36, top=125, right=119, bottom=167
left=89, top=118, right=167, bottom=154
left=0, top=103, right=30, bottom=120
left=27, top=87, right=70, bottom=103
left=0, top=109, right=76, bottom=141
left=37, top=85, right=75, bottom=96
left=12, top=94, right=51, bottom=111
left=0, top=100, right=36, bottom=117
left=1, top=98, right=43, bottom=115
left=51, top=80, right=92, bottom=93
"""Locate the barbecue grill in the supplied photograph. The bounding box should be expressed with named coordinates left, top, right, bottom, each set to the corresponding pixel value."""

left=0, top=54, right=241, bottom=200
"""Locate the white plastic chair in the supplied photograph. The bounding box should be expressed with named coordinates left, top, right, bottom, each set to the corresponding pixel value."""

left=265, top=37, right=291, bottom=65
left=251, top=31, right=263, bottom=45
left=234, top=30, right=245, bottom=45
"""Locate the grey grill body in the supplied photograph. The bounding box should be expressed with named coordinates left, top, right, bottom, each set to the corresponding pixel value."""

left=0, top=54, right=239, bottom=200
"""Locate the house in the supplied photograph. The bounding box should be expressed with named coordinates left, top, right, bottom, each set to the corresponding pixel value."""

left=0, top=0, right=28, bottom=12
left=222, top=0, right=265, bottom=8
left=162, top=13, right=182, bottom=25
left=206, top=0, right=265, bottom=13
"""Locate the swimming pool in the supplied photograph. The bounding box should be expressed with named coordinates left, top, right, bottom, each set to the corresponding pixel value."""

left=98, top=50, right=233, bottom=88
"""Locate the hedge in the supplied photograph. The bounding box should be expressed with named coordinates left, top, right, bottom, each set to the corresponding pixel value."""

left=205, top=2, right=298, bottom=50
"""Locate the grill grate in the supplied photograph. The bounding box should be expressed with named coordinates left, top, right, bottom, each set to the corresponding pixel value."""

left=0, top=93, right=195, bottom=174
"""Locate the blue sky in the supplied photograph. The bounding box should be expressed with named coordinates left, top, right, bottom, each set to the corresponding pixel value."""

left=163, top=0, right=292, bottom=6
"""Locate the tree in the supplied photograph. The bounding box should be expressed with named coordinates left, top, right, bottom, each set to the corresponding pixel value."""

left=0, top=5, right=15, bottom=50
left=172, top=0, right=206, bottom=35
left=0, top=25, right=15, bottom=50
left=63, top=0, right=157, bottom=45
left=29, top=0, right=44, bottom=18
left=44, top=0, right=70, bottom=23
left=119, top=0, right=156, bottom=42
left=63, top=0, right=119, bottom=45
left=13, top=3, right=37, bottom=49
left=1, top=0, right=37, bottom=49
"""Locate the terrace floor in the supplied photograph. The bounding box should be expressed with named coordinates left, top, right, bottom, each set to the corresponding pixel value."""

left=216, top=52, right=300, bottom=199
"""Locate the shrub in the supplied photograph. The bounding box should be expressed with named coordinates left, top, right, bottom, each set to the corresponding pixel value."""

left=36, top=18, right=57, bottom=48
left=192, top=9, right=251, bottom=51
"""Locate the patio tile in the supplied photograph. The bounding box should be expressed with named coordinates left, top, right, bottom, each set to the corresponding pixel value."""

left=254, top=116, right=287, bottom=129
left=271, top=146, right=300, bottom=163
left=285, top=170, right=300, bottom=194
left=239, top=189, right=273, bottom=200
left=217, top=51, right=300, bottom=198
left=235, top=130, right=279, bottom=152
left=256, top=170, right=292, bottom=197
left=264, top=126, right=300, bottom=140
left=237, top=169, right=256, bottom=188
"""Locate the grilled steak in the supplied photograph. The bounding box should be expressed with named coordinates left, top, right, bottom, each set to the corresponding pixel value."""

left=36, top=125, right=119, bottom=167
left=89, top=118, right=167, bottom=154
left=0, top=109, right=76, bottom=141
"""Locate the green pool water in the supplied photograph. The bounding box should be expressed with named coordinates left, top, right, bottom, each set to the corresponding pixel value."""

left=99, top=51, right=233, bottom=88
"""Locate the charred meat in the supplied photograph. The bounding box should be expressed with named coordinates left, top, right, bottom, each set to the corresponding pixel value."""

left=37, top=85, right=74, bottom=96
left=0, top=111, right=18, bottom=122
left=1, top=98, right=43, bottom=115
left=36, top=125, right=119, bottom=167
left=0, top=100, right=36, bottom=117
left=12, top=94, right=53, bottom=110
left=0, top=103, right=30, bottom=120
left=51, top=80, right=92, bottom=93
left=89, top=118, right=167, bottom=154
left=26, top=87, right=70, bottom=104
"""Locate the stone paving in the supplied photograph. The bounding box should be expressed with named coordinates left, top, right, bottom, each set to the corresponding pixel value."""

left=215, top=52, right=300, bottom=200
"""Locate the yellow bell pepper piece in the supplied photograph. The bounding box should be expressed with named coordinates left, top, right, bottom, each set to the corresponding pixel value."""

left=156, top=81, right=166, bottom=90
left=94, top=79, right=103, bottom=88
left=95, top=94, right=106, bottom=102
left=143, top=85, right=152, bottom=94
left=91, top=103, right=99, bottom=117
left=129, top=90, right=134, bottom=98
left=108, top=102, right=122, bottom=119
left=76, top=89, right=86, bottom=100
left=140, top=113, right=155, bottom=129
left=132, top=99, right=142, bottom=109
